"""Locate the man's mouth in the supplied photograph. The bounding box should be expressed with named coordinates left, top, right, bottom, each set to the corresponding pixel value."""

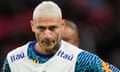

left=42, top=39, right=55, bottom=46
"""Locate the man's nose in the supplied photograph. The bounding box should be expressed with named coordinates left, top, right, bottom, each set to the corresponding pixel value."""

left=44, top=29, right=52, bottom=38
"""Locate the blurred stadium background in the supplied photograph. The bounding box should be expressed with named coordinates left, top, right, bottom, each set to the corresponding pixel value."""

left=0, top=0, right=120, bottom=69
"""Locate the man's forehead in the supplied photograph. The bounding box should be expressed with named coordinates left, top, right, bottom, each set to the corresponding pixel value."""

left=35, top=17, right=61, bottom=22
left=36, top=23, right=59, bottom=27
left=34, top=18, right=61, bottom=27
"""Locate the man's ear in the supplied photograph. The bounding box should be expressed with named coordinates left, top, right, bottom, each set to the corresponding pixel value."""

left=61, top=19, right=65, bottom=31
left=30, top=20, right=35, bottom=32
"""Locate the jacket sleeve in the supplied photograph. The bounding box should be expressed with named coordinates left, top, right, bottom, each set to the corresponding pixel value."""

left=2, top=59, right=11, bottom=72
left=75, top=51, right=120, bottom=72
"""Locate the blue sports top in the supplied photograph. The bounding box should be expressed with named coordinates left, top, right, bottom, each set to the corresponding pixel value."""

left=2, top=41, right=120, bottom=72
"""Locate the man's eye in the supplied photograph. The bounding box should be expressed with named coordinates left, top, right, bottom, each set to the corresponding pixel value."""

left=49, top=26, right=57, bottom=31
left=37, top=26, right=46, bottom=31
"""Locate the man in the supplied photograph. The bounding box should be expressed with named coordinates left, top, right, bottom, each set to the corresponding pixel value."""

left=61, top=19, right=79, bottom=47
left=2, top=1, right=120, bottom=72
left=61, top=20, right=97, bottom=54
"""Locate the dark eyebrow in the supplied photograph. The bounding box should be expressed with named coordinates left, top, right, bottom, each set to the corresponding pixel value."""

left=48, top=25, right=58, bottom=30
left=37, top=26, right=46, bottom=30
left=37, top=26, right=45, bottom=28
left=49, top=25, right=58, bottom=28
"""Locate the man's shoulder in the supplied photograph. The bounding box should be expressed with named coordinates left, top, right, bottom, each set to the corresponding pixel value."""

left=75, top=51, right=103, bottom=71
left=78, top=51, right=100, bottom=60
left=7, top=42, right=31, bottom=57
left=61, top=40, right=100, bottom=61
left=61, top=40, right=83, bottom=51
left=6, top=42, right=32, bottom=63
left=76, top=51, right=102, bottom=65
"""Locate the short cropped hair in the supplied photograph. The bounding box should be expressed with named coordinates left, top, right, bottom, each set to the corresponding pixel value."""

left=65, top=19, right=79, bottom=38
left=33, top=1, right=62, bottom=20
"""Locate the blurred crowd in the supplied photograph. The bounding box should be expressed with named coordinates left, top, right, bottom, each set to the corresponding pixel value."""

left=0, top=0, right=120, bottom=69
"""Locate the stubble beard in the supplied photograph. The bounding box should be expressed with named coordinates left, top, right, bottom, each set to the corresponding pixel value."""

left=38, top=39, right=61, bottom=55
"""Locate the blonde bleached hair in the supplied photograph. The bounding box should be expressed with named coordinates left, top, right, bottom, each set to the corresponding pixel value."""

left=33, top=1, right=62, bottom=20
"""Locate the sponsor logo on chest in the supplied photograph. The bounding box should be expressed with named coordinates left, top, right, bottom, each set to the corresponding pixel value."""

left=57, top=50, right=73, bottom=61
left=10, top=51, right=25, bottom=62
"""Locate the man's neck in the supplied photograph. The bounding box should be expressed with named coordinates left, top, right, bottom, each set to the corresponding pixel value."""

left=35, top=41, right=61, bottom=55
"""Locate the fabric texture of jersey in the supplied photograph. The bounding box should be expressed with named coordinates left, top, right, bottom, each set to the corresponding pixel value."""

left=6, top=40, right=83, bottom=72
left=2, top=40, right=120, bottom=72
